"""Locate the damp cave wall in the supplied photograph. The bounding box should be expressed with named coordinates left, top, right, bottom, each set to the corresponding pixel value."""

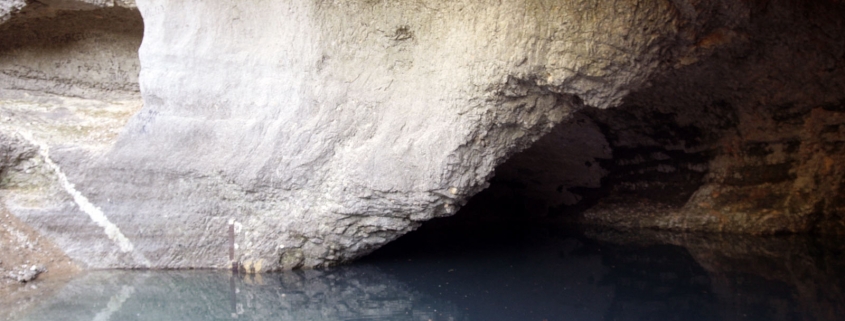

left=0, top=3, right=143, bottom=99
left=0, top=0, right=843, bottom=271
left=481, top=0, right=845, bottom=235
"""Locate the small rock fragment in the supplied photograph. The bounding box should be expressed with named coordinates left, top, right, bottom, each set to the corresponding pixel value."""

left=9, top=265, right=47, bottom=283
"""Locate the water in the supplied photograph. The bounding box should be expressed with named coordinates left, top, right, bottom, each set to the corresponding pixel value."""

left=11, top=223, right=845, bottom=321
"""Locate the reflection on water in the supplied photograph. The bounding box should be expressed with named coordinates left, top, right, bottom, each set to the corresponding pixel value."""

left=17, top=268, right=449, bottom=321
left=14, top=225, right=845, bottom=321
left=584, top=230, right=845, bottom=321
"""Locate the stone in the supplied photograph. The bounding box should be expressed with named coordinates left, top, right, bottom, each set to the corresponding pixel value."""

left=0, top=0, right=25, bottom=25
left=0, top=2, right=142, bottom=99
left=476, top=0, right=845, bottom=235
left=92, top=0, right=710, bottom=270
left=2, top=0, right=695, bottom=270
left=5, top=265, right=46, bottom=283
left=0, top=0, right=843, bottom=271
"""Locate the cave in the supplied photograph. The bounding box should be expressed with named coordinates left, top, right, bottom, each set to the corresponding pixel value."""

left=382, top=0, right=845, bottom=251
left=0, top=0, right=842, bottom=271
left=3, top=0, right=845, bottom=320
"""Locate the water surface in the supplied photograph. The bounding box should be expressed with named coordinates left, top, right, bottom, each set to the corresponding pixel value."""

left=13, top=224, right=845, bottom=321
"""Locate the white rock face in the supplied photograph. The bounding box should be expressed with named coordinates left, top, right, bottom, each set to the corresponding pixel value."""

left=101, top=0, right=684, bottom=270
left=0, top=0, right=26, bottom=24
left=2, top=0, right=711, bottom=270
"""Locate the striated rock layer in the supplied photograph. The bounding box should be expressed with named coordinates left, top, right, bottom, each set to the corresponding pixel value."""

left=0, top=0, right=843, bottom=271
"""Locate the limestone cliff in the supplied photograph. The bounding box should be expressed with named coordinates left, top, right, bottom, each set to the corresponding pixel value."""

left=0, top=0, right=843, bottom=271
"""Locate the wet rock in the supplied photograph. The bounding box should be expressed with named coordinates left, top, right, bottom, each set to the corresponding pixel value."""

left=6, top=265, right=47, bottom=283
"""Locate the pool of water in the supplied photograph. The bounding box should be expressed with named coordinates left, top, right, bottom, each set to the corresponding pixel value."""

left=11, top=224, right=845, bottom=321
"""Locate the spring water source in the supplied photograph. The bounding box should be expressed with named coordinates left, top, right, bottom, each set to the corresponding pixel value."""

left=11, top=223, right=845, bottom=321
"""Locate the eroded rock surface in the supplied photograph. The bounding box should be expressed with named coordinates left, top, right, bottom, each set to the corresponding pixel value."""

left=5, top=0, right=698, bottom=270
left=0, top=0, right=145, bottom=271
left=0, top=4, right=142, bottom=98
left=472, top=0, right=845, bottom=235
left=0, top=0, right=843, bottom=271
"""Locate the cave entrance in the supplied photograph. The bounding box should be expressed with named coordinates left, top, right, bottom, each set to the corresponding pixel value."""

left=371, top=0, right=845, bottom=248
left=366, top=101, right=721, bottom=260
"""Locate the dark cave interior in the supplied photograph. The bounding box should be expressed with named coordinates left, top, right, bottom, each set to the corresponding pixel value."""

left=408, top=0, right=845, bottom=237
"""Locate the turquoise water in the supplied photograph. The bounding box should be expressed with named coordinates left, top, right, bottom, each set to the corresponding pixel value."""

left=14, top=224, right=845, bottom=321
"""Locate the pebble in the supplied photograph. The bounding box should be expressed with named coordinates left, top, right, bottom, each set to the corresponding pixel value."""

left=5, top=265, right=47, bottom=283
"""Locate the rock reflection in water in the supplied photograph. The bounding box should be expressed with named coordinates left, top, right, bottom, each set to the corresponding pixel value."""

left=14, top=226, right=845, bottom=321
left=16, top=267, right=460, bottom=321
left=587, top=229, right=845, bottom=321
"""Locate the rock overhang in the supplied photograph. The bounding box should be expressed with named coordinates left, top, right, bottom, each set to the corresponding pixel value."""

left=0, top=0, right=843, bottom=271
